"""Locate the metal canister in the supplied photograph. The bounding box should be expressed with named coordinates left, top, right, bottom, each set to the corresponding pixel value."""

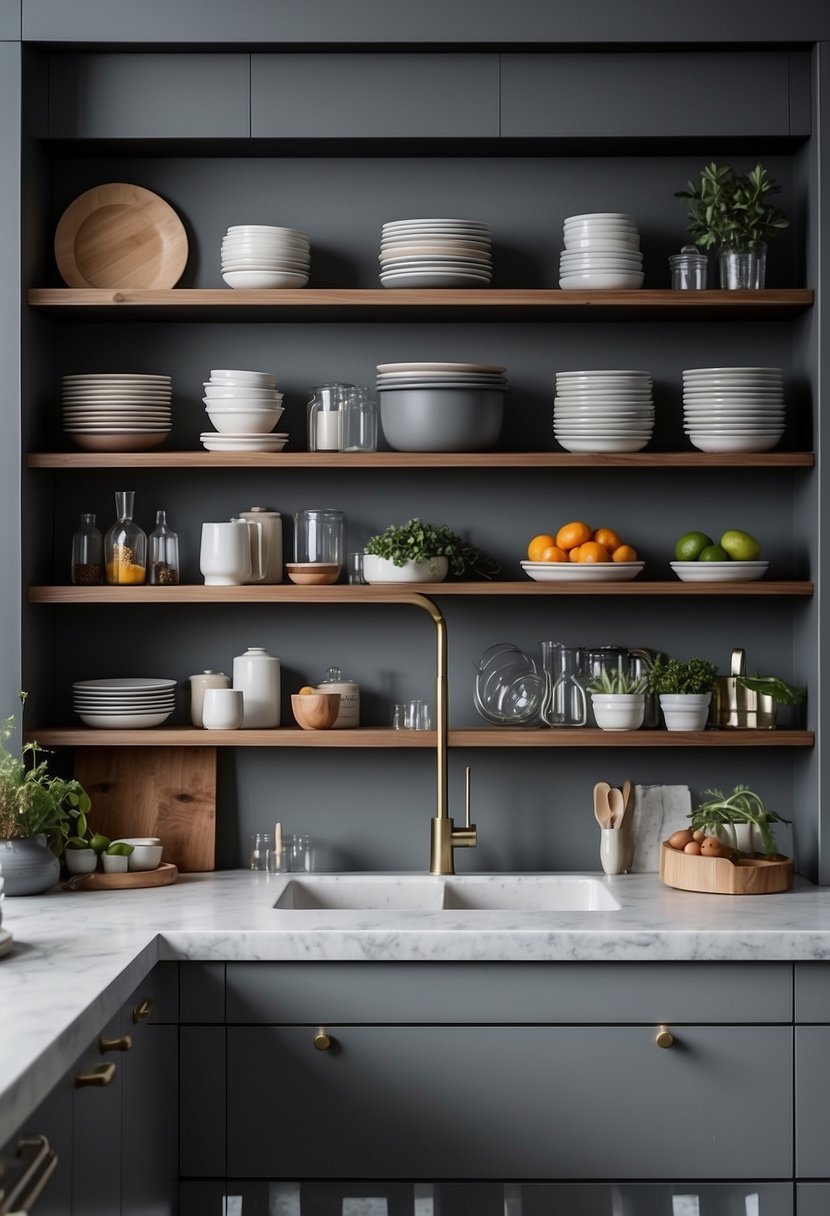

left=709, top=648, right=777, bottom=730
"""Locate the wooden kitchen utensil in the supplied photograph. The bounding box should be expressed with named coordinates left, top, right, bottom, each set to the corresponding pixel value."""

left=74, top=746, right=216, bottom=872
left=593, top=781, right=612, bottom=828
left=608, top=787, right=625, bottom=829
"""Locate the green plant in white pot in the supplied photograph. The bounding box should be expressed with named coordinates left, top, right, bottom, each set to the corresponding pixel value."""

left=648, top=656, right=718, bottom=731
left=586, top=666, right=649, bottom=731
left=362, top=518, right=500, bottom=584
left=690, top=784, right=790, bottom=858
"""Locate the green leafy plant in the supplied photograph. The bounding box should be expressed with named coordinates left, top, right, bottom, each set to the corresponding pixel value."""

left=586, top=667, right=649, bottom=695
left=0, top=693, right=92, bottom=855
left=675, top=161, right=789, bottom=250
left=363, top=518, right=500, bottom=579
left=736, top=674, right=805, bottom=706
left=648, top=656, right=718, bottom=696
left=689, top=784, right=790, bottom=856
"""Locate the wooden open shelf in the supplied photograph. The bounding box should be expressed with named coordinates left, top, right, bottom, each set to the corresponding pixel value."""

left=27, top=287, right=814, bottom=321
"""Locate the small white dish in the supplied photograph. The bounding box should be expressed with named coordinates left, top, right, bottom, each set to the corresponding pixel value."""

left=200, top=435, right=288, bottom=452
left=670, top=561, right=769, bottom=582
left=222, top=270, right=308, bottom=289
left=559, top=272, right=644, bottom=290
left=556, top=435, right=650, bottom=452
left=521, top=561, right=644, bottom=582
left=209, top=369, right=277, bottom=385
left=687, top=433, right=782, bottom=452
left=112, top=838, right=164, bottom=871
left=78, top=710, right=172, bottom=728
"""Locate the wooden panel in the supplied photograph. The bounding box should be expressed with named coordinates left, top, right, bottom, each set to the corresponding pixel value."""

left=74, top=746, right=216, bottom=871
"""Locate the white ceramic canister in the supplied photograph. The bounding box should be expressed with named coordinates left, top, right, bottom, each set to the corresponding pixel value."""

left=233, top=646, right=281, bottom=728
left=316, top=665, right=359, bottom=729
left=235, top=507, right=283, bottom=584
left=188, top=669, right=232, bottom=727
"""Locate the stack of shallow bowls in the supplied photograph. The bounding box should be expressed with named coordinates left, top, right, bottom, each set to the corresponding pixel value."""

left=201, top=369, right=288, bottom=452
left=375, top=361, right=506, bottom=452
left=73, top=677, right=176, bottom=729
left=682, top=367, right=785, bottom=452
left=553, top=369, right=654, bottom=452
left=220, top=225, right=310, bottom=289
left=379, top=219, right=492, bottom=288
left=62, top=373, right=172, bottom=452
left=559, top=213, right=644, bottom=290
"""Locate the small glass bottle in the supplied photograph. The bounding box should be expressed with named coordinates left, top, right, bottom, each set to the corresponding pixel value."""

left=340, top=386, right=378, bottom=452
left=71, top=513, right=104, bottom=585
left=148, top=510, right=180, bottom=585
left=104, top=491, right=147, bottom=585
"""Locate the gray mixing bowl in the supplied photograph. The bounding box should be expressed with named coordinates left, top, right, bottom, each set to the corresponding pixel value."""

left=379, top=387, right=504, bottom=452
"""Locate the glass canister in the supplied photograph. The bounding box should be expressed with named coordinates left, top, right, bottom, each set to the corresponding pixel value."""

left=316, top=665, right=360, bottom=729
left=188, top=669, right=231, bottom=728
left=294, top=508, right=345, bottom=571
left=668, top=244, right=708, bottom=289
left=148, top=510, right=180, bottom=585
left=71, top=513, right=104, bottom=585
left=540, top=642, right=587, bottom=727
left=340, top=386, right=378, bottom=452
left=104, top=491, right=147, bottom=585
left=232, top=646, right=281, bottom=729
left=307, top=383, right=353, bottom=452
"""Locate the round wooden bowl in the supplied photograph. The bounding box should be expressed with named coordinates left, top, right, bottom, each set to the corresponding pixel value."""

left=285, top=562, right=340, bottom=586
left=291, top=692, right=341, bottom=730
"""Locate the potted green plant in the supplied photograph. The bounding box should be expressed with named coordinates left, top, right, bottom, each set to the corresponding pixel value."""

left=585, top=666, right=649, bottom=731
left=647, top=656, right=718, bottom=731
left=0, top=694, right=92, bottom=894
left=690, top=784, right=790, bottom=858
left=362, top=517, right=500, bottom=584
left=674, top=161, right=789, bottom=289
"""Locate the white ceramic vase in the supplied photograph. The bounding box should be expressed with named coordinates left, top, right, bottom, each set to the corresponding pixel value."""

left=659, top=692, right=712, bottom=731
left=232, top=646, right=281, bottom=728
left=362, top=555, right=449, bottom=584
left=591, top=693, right=646, bottom=731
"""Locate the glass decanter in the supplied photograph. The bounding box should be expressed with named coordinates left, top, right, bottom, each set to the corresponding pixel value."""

left=148, top=509, right=180, bottom=585
left=104, top=491, right=147, bottom=585
left=70, top=512, right=104, bottom=585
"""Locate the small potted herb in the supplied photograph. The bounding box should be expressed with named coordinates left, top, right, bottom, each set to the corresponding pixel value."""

left=690, top=784, right=790, bottom=858
left=362, top=518, right=500, bottom=583
left=648, top=656, right=718, bottom=731
left=585, top=665, right=649, bottom=731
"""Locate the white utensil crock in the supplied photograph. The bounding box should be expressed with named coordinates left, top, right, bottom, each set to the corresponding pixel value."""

left=200, top=521, right=253, bottom=585
left=233, top=646, right=281, bottom=728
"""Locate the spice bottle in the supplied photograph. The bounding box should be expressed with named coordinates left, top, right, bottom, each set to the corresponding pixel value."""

left=104, top=491, right=147, bottom=585
left=71, top=513, right=104, bottom=585
left=148, top=510, right=180, bottom=585
left=316, top=665, right=360, bottom=729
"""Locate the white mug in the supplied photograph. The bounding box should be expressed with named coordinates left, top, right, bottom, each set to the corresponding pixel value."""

left=202, top=687, right=244, bottom=730
left=200, top=521, right=253, bottom=585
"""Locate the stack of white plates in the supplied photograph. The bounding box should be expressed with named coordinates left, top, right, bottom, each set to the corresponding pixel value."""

left=682, top=367, right=785, bottom=453
left=201, top=368, right=286, bottom=450
left=559, top=213, right=644, bottom=290
left=220, top=225, right=310, bottom=289
left=62, top=374, right=172, bottom=452
left=553, top=369, right=654, bottom=452
left=73, top=677, right=176, bottom=729
left=379, top=218, right=492, bottom=288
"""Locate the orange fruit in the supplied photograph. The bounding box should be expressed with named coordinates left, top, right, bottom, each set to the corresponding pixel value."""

left=592, top=527, right=621, bottom=551
left=575, top=541, right=610, bottom=563
left=612, top=544, right=638, bottom=562
left=539, top=545, right=568, bottom=562
left=569, top=545, right=583, bottom=562
left=555, top=520, right=592, bottom=551
left=527, top=533, right=555, bottom=561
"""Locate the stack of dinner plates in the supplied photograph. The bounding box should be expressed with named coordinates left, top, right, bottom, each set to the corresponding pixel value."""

left=61, top=373, right=172, bottom=452
left=682, top=367, right=785, bottom=453
left=220, top=225, right=310, bottom=289
left=379, top=219, right=492, bottom=288
left=73, top=677, right=177, bottom=729
left=553, top=369, right=654, bottom=452
left=559, top=213, right=644, bottom=290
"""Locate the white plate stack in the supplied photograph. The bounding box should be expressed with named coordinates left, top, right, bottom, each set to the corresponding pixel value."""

left=220, top=225, right=310, bottom=289
left=379, top=218, right=492, bottom=288
left=201, top=368, right=288, bottom=452
left=62, top=373, right=172, bottom=452
left=559, top=212, right=644, bottom=290
left=553, top=369, right=654, bottom=452
left=73, top=678, right=177, bottom=729
left=682, top=367, right=785, bottom=453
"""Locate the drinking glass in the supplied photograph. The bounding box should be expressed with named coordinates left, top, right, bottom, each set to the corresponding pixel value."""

left=540, top=642, right=587, bottom=727
left=294, top=509, right=345, bottom=571
left=249, top=832, right=273, bottom=871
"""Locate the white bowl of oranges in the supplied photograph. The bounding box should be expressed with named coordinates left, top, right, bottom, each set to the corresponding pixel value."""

left=522, top=521, right=643, bottom=581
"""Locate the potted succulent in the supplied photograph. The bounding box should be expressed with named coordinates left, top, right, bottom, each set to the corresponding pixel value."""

left=0, top=694, right=92, bottom=894
left=674, top=161, right=789, bottom=289
left=648, top=655, right=718, bottom=731
left=690, top=784, right=790, bottom=858
left=362, top=517, right=500, bottom=584
left=585, top=665, right=649, bottom=731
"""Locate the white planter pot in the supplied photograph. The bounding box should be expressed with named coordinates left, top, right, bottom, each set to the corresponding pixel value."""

left=362, top=555, right=449, bottom=584
left=591, top=693, right=645, bottom=731
left=64, top=846, right=98, bottom=875
left=659, top=692, right=712, bottom=731
left=102, top=852, right=129, bottom=873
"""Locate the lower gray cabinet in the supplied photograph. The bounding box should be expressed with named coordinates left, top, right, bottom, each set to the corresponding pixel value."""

left=0, top=1072, right=72, bottom=1215
left=72, top=1012, right=124, bottom=1214
left=795, top=1026, right=830, bottom=1177
left=797, top=1183, right=830, bottom=1215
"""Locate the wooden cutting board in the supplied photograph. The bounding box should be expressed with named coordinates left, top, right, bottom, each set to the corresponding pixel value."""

left=74, top=747, right=216, bottom=872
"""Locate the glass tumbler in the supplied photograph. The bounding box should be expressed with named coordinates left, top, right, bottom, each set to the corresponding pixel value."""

left=294, top=509, right=345, bottom=572
left=540, top=642, right=587, bottom=727
left=340, top=386, right=378, bottom=452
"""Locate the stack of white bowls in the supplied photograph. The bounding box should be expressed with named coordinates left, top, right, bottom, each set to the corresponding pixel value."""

left=682, top=367, right=785, bottom=453
left=201, top=369, right=288, bottom=453
left=379, top=219, right=492, bottom=288
left=560, top=213, right=644, bottom=290
left=554, top=370, right=654, bottom=452
left=220, top=225, right=310, bottom=289
left=73, top=678, right=176, bottom=729
left=62, top=373, right=172, bottom=452
left=376, top=361, right=506, bottom=452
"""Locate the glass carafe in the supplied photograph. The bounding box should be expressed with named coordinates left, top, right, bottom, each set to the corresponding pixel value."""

left=340, top=386, right=378, bottom=452
left=148, top=510, right=180, bottom=585
left=540, top=642, right=587, bottom=727
left=104, top=491, right=147, bottom=585
left=307, top=383, right=353, bottom=452
left=71, top=512, right=104, bottom=585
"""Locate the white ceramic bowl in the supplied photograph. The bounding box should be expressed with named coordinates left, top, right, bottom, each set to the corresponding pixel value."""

left=687, top=433, right=782, bottom=452
left=222, top=270, right=309, bottom=289
left=560, top=272, right=644, bottom=290
left=112, top=838, right=164, bottom=871
left=209, top=369, right=277, bottom=385
left=203, top=384, right=282, bottom=400
left=77, top=710, right=173, bottom=728
left=363, top=555, right=449, bottom=584
left=200, top=435, right=288, bottom=452
left=670, top=561, right=769, bottom=582
left=206, top=408, right=281, bottom=433
left=556, top=435, right=650, bottom=452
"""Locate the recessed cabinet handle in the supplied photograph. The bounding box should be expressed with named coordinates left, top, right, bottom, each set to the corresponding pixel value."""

left=132, top=998, right=153, bottom=1024
left=98, top=1034, right=133, bottom=1054
left=74, top=1062, right=116, bottom=1088
left=313, top=1027, right=333, bottom=1051
left=655, top=1024, right=676, bottom=1049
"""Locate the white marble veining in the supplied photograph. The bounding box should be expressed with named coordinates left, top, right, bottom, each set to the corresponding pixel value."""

left=4, top=868, right=830, bottom=1144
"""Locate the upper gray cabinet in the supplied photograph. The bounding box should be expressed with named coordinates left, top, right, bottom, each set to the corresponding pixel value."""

left=251, top=54, right=499, bottom=138
left=0, top=0, right=20, bottom=40
left=47, top=53, right=250, bottom=138
left=500, top=52, right=809, bottom=138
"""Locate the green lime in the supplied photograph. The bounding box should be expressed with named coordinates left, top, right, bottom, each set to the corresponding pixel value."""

left=105, top=842, right=134, bottom=857
left=720, top=529, right=761, bottom=561
left=89, top=833, right=111, bottom=854
left=674, top=531, right=713, bottom=561
left=699, top=544, right=729, bottom=562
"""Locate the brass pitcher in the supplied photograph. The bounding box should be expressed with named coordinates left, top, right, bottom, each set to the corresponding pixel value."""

left=709, top=648, right=777, bottom=730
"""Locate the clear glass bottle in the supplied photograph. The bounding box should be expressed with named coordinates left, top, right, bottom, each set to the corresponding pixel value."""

left=340, top=386, right=378, bottom=452
left=307, top=383, right=353, bottom=452
left=104, top=491, right=147, bottom=585
left=148, top=510, right=180, bottom=585
left=71, top=513, right=104, bottom=585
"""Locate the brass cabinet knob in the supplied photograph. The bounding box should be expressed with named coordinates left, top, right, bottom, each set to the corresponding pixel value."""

left=132, top=998, right=153, bottom=1024
left=655, top=1024, right=675, bottom=1049
left=75, top=1062, right=116, bottom=1088
left=98, top=1033, right=133, bottom=1054
left=313, top=1027, right=333, bottom=1051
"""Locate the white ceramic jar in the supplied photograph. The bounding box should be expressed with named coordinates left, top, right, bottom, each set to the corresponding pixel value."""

left=316, top=666, right=359, bottom=729
left=188, top=669, right=232, bottom=727
left=233, top=646, right=281, bottom=728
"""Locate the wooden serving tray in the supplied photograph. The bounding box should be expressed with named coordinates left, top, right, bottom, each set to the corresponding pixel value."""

left=659, top=842, right=793, bottom=895
left=65, top=862, right=178, bottom=892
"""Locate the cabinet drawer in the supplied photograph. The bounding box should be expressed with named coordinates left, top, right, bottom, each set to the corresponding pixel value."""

left=798, top=1184, right=830, bottom=1214
left=227, top=1024, right=792, bottom=1179
left=795, top=962, right=830, bottom=1021
left=251, top=54, right=499, bottom=137
left=795, top=1026, right=830, bottom=1175
left=48, top=53, right=250, bottom=138
left=226, top=961, right=792, bottom=1025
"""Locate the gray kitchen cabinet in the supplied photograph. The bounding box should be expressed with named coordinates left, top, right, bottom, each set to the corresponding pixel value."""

left=795, top=1026, right=830, bottom=1178
left=797, top=1184, right=830, bottom=1215
left=71, top=1011, right=124, bottom=1214
left=0, top=1071, right=72, bottom=1215
left=0, top=0, right=19, bottom=40
left=251, top=53, right=499, bottom=138
left=179, top=1027, right=226, bottom=1179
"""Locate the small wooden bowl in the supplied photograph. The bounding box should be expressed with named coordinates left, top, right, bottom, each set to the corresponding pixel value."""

left=659, top=841, right=793, bottom=895
left=285, top=562, right=340, bottom=586
left=291, top=692, right=341, bottom=730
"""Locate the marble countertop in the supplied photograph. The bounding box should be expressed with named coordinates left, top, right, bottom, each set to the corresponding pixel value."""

left=4, top=868, right=830, bottom=1144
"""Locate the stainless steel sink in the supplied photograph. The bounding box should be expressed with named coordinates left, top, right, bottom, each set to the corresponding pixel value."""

left=273, top=874, right=620, bottom=912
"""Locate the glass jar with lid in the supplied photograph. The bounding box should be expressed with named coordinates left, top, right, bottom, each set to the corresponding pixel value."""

left=71, top=513, right=104, bottom=585
left=307, top=383, right=353, bottom=452
left=316, top=665, right=360, bottom=728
